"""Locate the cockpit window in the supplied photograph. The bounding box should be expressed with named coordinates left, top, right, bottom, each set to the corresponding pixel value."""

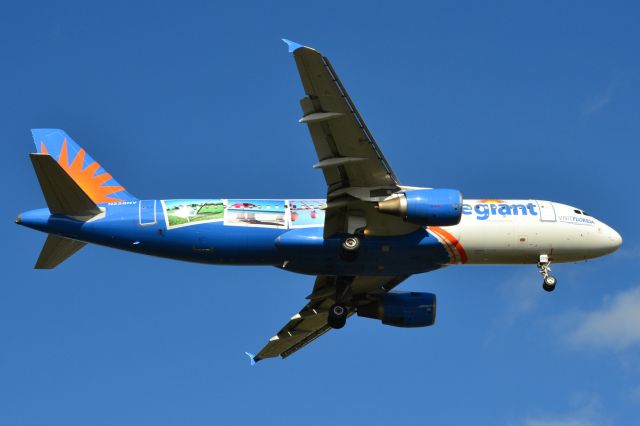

left=574, top=209, right=582, bottom=214
left=582, top=211, right=590, bottom=216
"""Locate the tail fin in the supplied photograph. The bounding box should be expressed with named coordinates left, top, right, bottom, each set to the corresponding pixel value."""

left=31, top=129, right=137, bottom=204
left=35, top=235, right=86, bottom=269
left=30, top=153, right=102, bottom=217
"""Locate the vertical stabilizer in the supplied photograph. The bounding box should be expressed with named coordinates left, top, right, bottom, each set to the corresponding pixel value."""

left=30, top=153, right=102, bottom=218
left=31, top=129, right=137, bottom=204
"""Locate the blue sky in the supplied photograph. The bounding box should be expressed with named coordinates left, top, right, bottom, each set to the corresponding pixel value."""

left=1, top=1, right=639, bottom=425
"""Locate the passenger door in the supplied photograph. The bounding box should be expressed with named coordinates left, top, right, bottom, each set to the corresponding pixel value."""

left=536, top=200, right=556, bottom=222
left=138, top=200, right=157, bottom=226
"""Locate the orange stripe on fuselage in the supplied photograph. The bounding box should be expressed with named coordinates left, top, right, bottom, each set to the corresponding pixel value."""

left=430, top=228, right=458, bottom=263
left=430, top=226, right=468, bottom=264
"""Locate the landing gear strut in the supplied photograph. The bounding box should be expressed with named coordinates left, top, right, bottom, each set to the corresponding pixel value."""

left=538, top=254, right=557, bottom=292
left=328, top=277, right=351, bottom=329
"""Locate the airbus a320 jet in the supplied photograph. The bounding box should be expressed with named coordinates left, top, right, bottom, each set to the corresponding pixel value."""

left=16, top=40, right=622, bottom=363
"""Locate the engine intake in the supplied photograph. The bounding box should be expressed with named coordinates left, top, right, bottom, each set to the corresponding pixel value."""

left=377, top=188, right=462, bottom=226
left=357, top=291, right=436, bottom=328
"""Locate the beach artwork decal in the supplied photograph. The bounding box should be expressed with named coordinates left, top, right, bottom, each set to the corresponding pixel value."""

left=162, top=199, right=224, bottom=229
left=289, top=199, right=326, bottom=228
left=225, top=199, right=287, bottom=228
left=160, top=199, right=325, bottom=230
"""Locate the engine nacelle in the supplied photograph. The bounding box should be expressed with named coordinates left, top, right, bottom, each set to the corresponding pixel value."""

left=377, top=188, right=462, bottom=226
left=357, top=291, right=436, bottom=328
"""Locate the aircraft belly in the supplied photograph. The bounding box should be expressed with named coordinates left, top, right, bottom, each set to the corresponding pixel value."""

left=44, top=204, right=285, bottom=265
left=449, top=217, right=550, bottom=264
left=278, top=228, right=450, bottom=276
left=151, top=223, right=285, bottom=264
left=450, top=209, right=605, bottom=264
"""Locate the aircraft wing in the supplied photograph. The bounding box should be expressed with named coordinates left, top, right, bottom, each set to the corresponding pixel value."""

left=284, top=40, right=419, bottom=237
left=250, top=274, right=408, bottom=362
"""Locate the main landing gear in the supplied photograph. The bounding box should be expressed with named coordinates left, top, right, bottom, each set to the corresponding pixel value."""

left=328, top=303, right=348, bottom=329
left=330, top=235, right=361, bottom=326
left=327, top=277, right=352, bottom=329
left=340, top=235, right=361, bottom=262
left=537, top=254, right=557, bottom=292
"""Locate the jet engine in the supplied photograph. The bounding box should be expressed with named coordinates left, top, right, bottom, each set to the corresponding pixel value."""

left=357, top=291, right=436, bottom=328
left=376, top=188, right=462, bottom=226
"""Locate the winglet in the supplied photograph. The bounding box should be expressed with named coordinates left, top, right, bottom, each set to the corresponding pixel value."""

left=245, top=352, right=258, bottom=366
left=282, top=38, right=304, bottom=53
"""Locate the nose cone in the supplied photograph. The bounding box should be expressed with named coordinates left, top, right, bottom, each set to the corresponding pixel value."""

left=596, top=222, right=622, bottom=256
left=605, top=226, right=623, bottom=252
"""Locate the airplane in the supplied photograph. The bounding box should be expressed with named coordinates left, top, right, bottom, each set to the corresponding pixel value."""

left=16, top=39, right=623, bottom=363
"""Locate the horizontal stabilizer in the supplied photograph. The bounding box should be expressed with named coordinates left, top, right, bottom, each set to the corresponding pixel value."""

left=30, top=153, right=102, bottom=218
left=35, top=234, right=86, bottom=269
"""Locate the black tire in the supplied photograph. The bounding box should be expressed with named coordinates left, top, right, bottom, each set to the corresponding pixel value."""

left=328, top=304, right=348, bottom=329
left=339, top=249, right=358, bottom=262
left=328, top=316, right=347, bottom=329
left=543, top=281, right=556, bottom=292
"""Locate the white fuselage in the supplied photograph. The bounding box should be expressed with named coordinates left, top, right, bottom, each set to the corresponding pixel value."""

left=437, top=199, right=622, bottom=265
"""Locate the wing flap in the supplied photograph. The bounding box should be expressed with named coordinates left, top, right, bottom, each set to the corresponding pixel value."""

left=252, top=275, right=409, bottom=362
left=255, top=296, right=343, bottom=361
left=280, top=325, right=332, bottom=359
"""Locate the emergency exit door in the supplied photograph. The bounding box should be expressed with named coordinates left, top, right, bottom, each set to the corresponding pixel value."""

left=139, top=200, right=157, bottom=225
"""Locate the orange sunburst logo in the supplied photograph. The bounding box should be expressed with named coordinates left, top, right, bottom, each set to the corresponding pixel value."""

left=478, top=199, right=505, bottom=203
left=41, top=138, right=124, bottom=203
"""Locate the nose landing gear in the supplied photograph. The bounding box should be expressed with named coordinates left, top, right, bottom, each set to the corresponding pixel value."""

left=538, top=254, right=557, bottom=292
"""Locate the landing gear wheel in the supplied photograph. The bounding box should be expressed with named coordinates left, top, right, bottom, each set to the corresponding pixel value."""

left=542, top=275, right=557, bottom=292
left=341, top=236, right=360, bottom=252
left=340, top=236, right=361, bottom=262
left=328, top=304, right=348, bottom=329
left=537, top=255, right=557, bottom=293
